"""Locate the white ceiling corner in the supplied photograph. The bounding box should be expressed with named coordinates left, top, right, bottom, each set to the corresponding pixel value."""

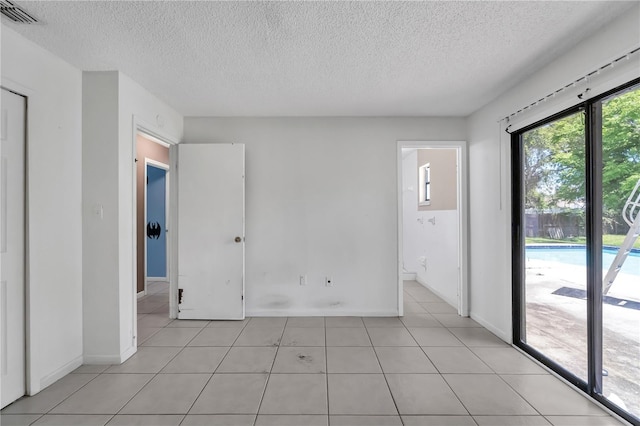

left=3, top=1, right=637, bottom=117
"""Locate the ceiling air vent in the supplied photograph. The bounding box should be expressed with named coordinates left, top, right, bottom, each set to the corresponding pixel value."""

left=1, top=0, right=39, bottom=24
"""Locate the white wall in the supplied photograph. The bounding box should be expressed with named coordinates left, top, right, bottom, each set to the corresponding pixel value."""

left=1, top=26, right=83, bottom=392
left=82, top=72, right=121, bottom=363
left=467, top=6, right=640, bottom=342
left=83, top=71, right=183, bottom=363
left=184, top=117, right=466, bottom=316
left=402, top=150, right=459, bottom=306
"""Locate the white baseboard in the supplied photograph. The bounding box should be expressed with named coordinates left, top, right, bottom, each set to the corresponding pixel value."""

left=119, top=345, right=137, bottom=364
left=246, top=310, right=399, bottom=317
left=469, top=310, right=511, bottom=343
left=415, top=276, right=458, bottom=309
left=137, top=290, right=146, bottom=299
left=38, top=355, right=83, bottom=391
left=402, top=272, right=417, bottom=280
left=83, top=354, right=124, bottom=365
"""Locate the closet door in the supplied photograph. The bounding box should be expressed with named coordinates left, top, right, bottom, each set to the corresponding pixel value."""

left=1, top=88, right=26, bottom=408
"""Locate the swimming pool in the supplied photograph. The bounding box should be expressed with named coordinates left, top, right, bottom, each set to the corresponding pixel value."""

left=526, top=245, right=640, bottom=276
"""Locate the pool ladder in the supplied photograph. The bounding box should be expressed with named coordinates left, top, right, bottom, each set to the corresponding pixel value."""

left=603, top=178, right=640, bottom=295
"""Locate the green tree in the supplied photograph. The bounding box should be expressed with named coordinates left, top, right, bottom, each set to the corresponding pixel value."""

left=523, top=86, right=640, bottom=232
left=523, top=111, right=585, bottom=209
left=523, top=128, right=555, bottom=209
left=602, top=88, right=640, bottom=225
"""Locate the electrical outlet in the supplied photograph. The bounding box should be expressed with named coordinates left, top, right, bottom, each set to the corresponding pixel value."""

left=299, top=275, right=306, bottom=286
left=325, top=277, right=333, bottom=287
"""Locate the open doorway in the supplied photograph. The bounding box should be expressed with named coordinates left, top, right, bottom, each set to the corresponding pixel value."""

left=135, top=132, right=171, bottom=346
left=397, top=141, right=469, bottom=317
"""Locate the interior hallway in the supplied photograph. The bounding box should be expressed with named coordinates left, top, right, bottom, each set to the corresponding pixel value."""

left=137, top=281, right=171, bottom=343
left=0, top=281, right=625, bottom=426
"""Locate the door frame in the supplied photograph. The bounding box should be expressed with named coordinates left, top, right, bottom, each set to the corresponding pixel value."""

left=143, top=159, right=170, bottom=292
left=0, top=84, right=29, bottom=400
left=396, top=141, right=469, bottom=317
left=132, top=116, right=178, bottom=347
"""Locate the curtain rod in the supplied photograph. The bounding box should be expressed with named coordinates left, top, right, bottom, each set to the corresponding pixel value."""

left=501, top=46, right=640, bottom=133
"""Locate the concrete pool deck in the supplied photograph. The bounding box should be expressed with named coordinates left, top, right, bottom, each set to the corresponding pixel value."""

left=524, top=258, right=639, bottom=418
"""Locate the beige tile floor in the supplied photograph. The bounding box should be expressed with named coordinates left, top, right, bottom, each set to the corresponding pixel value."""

left=1, top=281, right=627, bottom=426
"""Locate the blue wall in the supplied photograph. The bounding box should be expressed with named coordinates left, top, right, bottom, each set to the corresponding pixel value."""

left=147, top=165, right=167, bottom=278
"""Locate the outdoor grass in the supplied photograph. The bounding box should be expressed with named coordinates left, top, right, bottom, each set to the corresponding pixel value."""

left=526, top=235, right=640, bottom=249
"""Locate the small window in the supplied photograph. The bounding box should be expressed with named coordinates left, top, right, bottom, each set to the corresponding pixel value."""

left=419, top=163, right=431, bottom=206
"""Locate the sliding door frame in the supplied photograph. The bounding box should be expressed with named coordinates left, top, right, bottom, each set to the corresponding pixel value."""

left=512, top=77, right=640, bottom=425
left=511, top=104, right=590, bottom=393
left=585, top=100, right=603, bottom=396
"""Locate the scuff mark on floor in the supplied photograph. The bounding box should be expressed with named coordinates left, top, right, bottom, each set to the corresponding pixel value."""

left=297, top=354, right=313, bottom=363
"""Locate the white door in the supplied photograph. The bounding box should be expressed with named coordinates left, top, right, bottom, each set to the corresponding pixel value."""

left=175, top=144, right=245, bottom=320
left=1, top=89, right=26, bottom=408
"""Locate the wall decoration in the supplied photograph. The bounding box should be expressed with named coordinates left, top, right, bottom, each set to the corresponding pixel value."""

left=147, top=221, right=162, bottom=239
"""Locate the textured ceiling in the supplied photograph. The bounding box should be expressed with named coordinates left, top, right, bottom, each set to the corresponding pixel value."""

left=3, top=1, right=637, bottom=117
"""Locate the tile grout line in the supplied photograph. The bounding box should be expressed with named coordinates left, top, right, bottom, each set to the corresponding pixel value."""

left=437, top=296, right=543, bottom=423
left=136, top=297, right=245, bottom=422
left=8, top=283, right=621, bottom=425
left=411, top=284, right=622, bottom=424
left=252, top=317, right=289, bottom=425
left=110, top=371, right=164, bottom=418
left=180, top=317, right=250, bottom=423
left=178, top=348, right=231, bottom=422
left=36, top=369, right=105, bottom=417
left=325, top=316, right=330, bottom=426
left=172, top=414, right=188, bottom=426
left=12, top=413, right=44, bottom=426
left=129, top=285, right=174, bottom=424
left=492, top=372, right=552, bottom=420
left=401, top=291, right=477, bottom=423
left=135, top=288, right=170, bottom=343
left=362, top=320, right=403, bottom=423
left=437, top=296, right=494, bottom=424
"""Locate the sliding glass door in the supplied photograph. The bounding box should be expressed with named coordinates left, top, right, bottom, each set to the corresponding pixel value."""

left=519, top=111, right=588, bottom=382
left=513, top=79, right=640, bottom=424
left=600, top=86, right=640, bottom=419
